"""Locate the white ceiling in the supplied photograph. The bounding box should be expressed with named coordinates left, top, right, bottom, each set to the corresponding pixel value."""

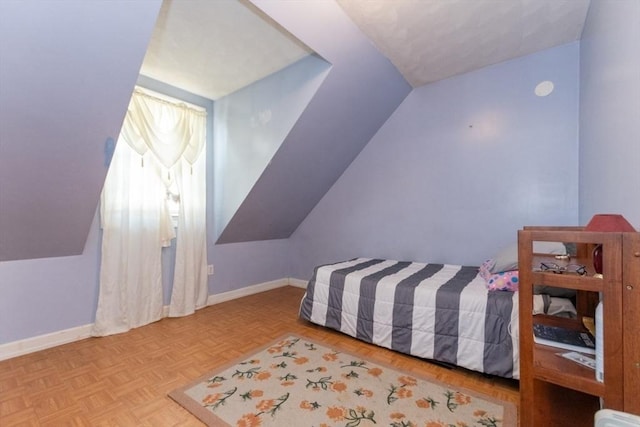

left=140, top=0, right=312, bottom=100
left=336, top=0, right=591, bottom=87
left=141, top=0, right=591, bottom=99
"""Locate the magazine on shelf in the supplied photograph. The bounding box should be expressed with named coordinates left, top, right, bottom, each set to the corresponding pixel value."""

left=533, top=323, right=596, bottom=355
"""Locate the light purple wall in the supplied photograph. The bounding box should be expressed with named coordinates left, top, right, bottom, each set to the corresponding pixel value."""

left=210, top=239, right=290, bottom=294
left=0, top=212, right=101, bottom=343
left=0, top=0, right=162, bottom=261
left=289, top=43, right=581, bottom=280
left=214, top=55, right=330, bottom=240
left=221, top=0, right=411, bottom=243
left=579, top=0, right=640, bottom=228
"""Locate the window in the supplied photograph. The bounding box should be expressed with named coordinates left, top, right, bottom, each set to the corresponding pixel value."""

left=94, top=86, right=209, bottom=335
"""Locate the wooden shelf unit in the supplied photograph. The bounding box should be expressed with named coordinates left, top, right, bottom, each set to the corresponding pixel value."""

left=518, top=227, right=640, bottom=426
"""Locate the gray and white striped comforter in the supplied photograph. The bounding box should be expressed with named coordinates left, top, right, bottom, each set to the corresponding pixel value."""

left=299, top=258, right=520, bottom=379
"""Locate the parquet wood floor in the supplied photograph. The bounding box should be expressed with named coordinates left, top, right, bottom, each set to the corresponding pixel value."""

left=0, top=286, right=519, bottom=426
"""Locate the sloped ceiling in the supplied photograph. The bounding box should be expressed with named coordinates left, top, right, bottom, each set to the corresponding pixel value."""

left=138, top=0, right=590, bottom=244
left=137, top=0, right=413, bottom=244
left=216, top=0, right=412, bottom=243
left=0, top=0, right=162, bottom=261
left=215, top=0, right=590, bottom=243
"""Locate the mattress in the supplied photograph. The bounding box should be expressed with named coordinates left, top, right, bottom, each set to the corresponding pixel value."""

left=299, top=258, right=520, bottom=379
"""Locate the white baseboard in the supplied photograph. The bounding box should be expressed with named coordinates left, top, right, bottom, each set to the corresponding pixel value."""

left=288, top=278, right=308, bottom=289
left=206, top=278, right=291, bottom=305
left=0, top=324, right=93, bottom=362
left=0, top=277, right=302, bottom=361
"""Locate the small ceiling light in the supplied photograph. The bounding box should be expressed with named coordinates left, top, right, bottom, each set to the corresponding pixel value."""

left=535, top=80, right=554, bottom=97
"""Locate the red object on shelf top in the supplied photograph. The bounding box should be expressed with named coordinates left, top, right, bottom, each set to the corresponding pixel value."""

left=585, top=214, right=636, bottom=232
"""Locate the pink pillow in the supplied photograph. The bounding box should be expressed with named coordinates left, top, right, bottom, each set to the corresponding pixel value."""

left=485, top=270, right=519, bottom=292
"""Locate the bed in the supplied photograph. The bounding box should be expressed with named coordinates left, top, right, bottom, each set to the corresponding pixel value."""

left=299, top=256, right=577, bottom=380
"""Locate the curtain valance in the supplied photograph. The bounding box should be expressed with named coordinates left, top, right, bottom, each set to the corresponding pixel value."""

left=120, top=88, right=206, bottom=168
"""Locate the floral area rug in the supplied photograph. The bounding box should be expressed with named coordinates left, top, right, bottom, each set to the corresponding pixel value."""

left=169, top=334, right=516, bottom=427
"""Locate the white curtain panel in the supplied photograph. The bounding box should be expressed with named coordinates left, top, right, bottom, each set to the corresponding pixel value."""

left=93, top=146, right=169, bottom=336
left=93, top=89, right=207, bottom=336
left=169, top=155, right=208, bottom=317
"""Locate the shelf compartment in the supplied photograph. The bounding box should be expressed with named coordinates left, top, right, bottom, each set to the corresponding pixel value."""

left=518, top=226, right=633, bottom=426
left=530, top=271, right=604, bottom=292
left=532, top=343, right=605, bottom=397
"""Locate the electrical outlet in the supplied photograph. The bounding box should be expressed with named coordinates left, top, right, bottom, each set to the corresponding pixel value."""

left=207, top=265, right=214, bottom=275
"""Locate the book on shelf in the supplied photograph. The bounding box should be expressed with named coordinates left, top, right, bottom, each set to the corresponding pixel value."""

left=533, top=323, right=596, bottom=355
